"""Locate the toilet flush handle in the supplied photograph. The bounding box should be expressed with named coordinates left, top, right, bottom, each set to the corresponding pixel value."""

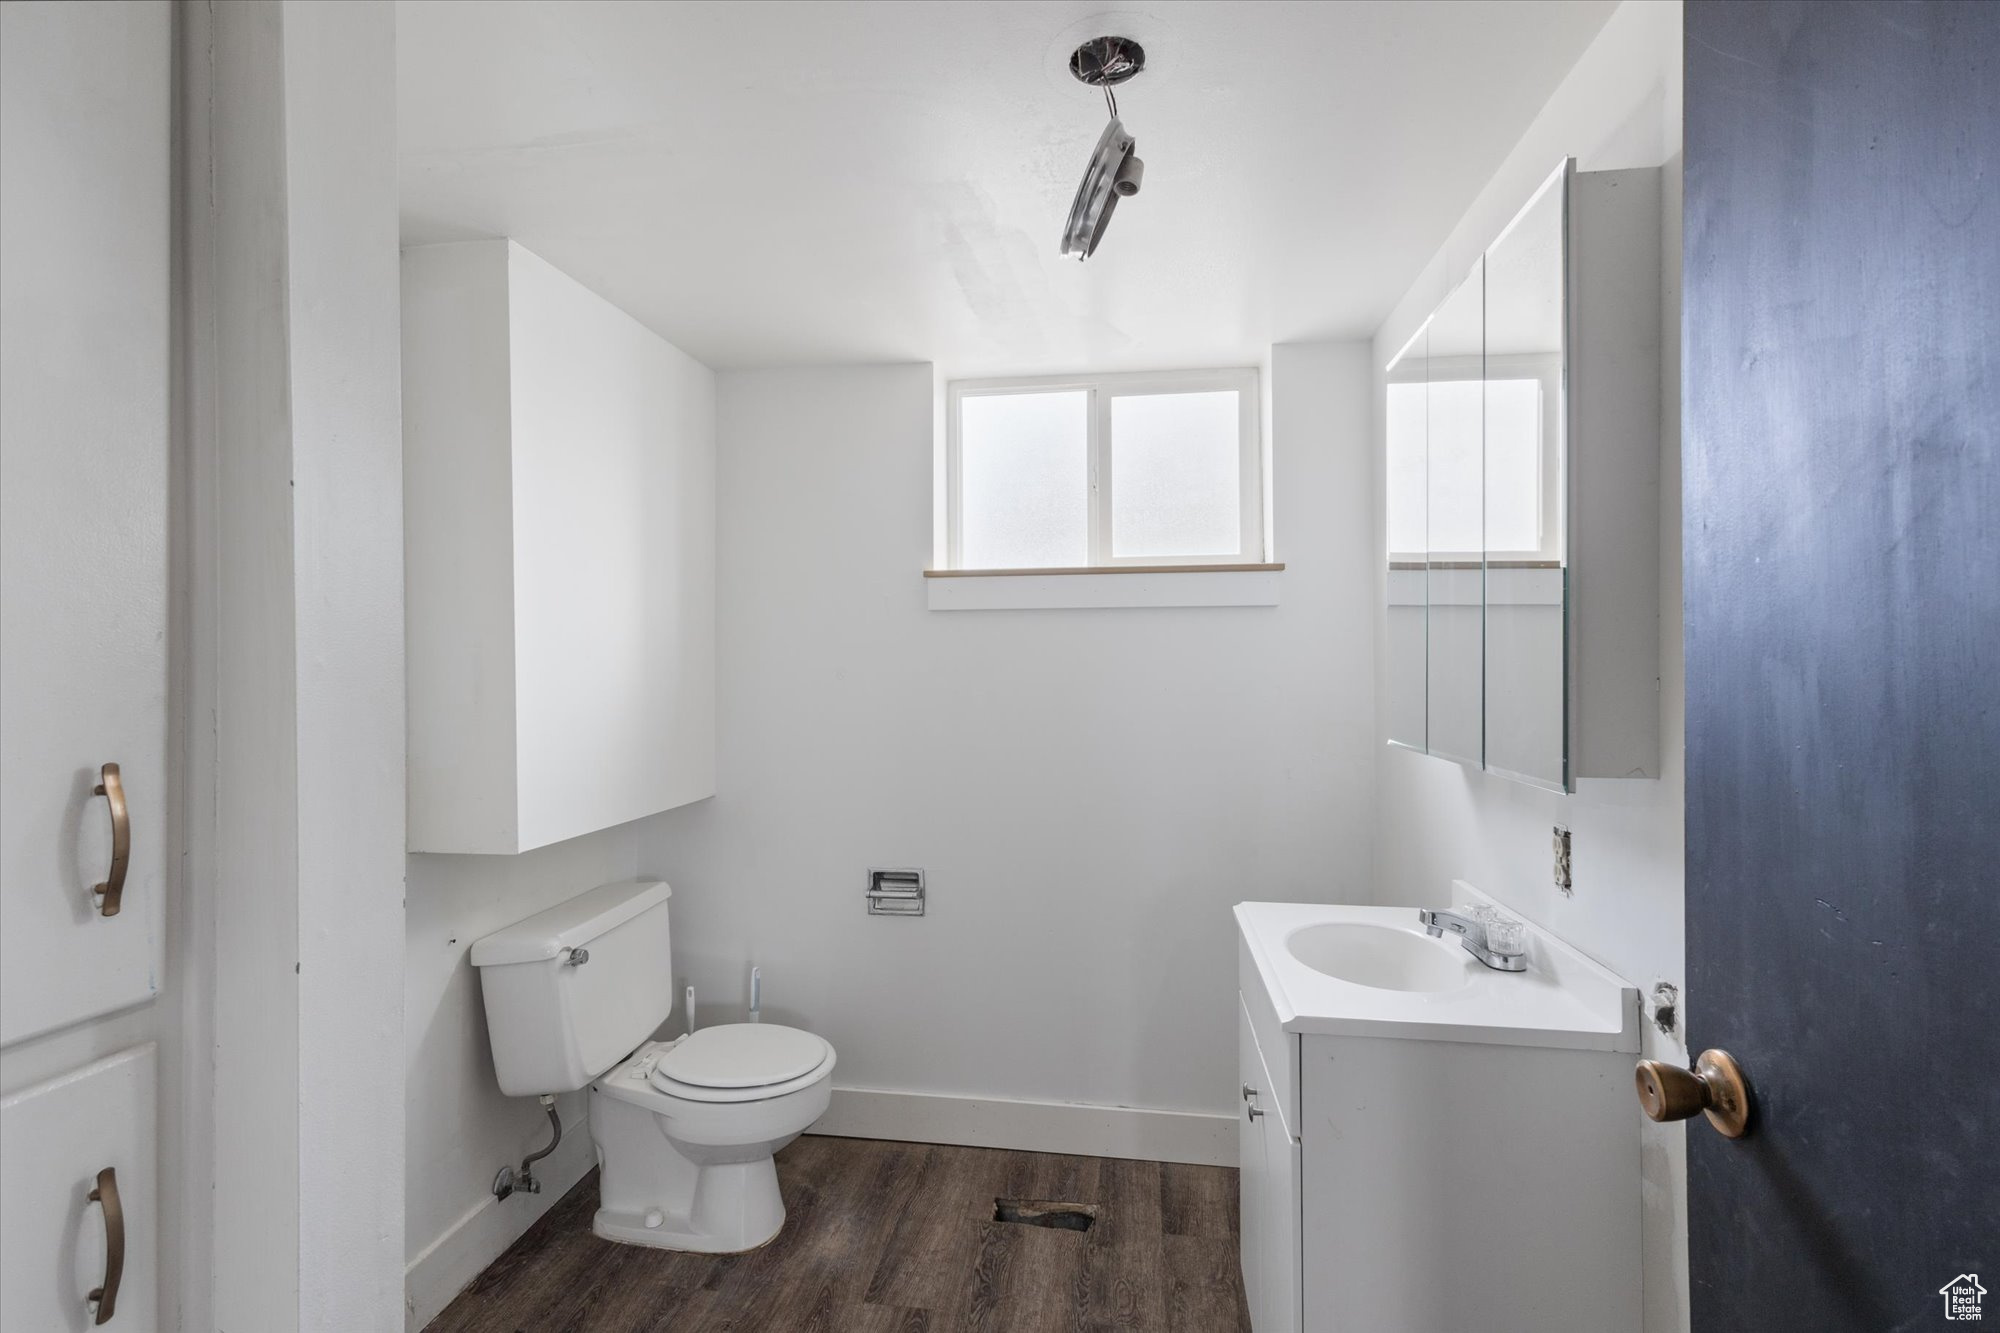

left=564, top=947, right=590, bottom=967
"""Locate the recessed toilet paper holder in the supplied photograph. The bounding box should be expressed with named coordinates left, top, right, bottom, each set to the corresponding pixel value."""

left=866, top=867, right=925, bottom=917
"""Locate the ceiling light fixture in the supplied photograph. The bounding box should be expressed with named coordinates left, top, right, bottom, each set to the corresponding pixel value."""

left=1059, top=36, right=1146, bottom=261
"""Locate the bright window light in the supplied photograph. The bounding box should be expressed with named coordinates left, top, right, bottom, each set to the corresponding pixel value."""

left=1110, top=391, right=1242, bottom=558
left=958, top=391, right=1089, bottom=570
left=1484, top=378, right=1543, bottom=554
left=947, top=369, right=1261, bottom=569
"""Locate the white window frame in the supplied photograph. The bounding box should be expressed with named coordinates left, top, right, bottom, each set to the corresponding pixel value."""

left=945, top=367, right=1264, bottom=570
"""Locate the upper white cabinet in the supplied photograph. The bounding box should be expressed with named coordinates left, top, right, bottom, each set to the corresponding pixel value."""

left=402, top=241, right=716, bottom=854
left=1, top=0, right=170, bottom=1045
left=1385, top=161, right=1660, bottom=791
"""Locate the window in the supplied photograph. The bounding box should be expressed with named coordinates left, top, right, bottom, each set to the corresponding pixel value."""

left=1481, top=375, right=1547, bottom=555
left=945, top=369, right=1263, bottom=570
left=1384, top=358, right=1560, bottom=564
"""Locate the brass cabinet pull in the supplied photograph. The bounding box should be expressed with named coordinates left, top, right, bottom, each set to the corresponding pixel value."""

left=87, top=1166, right=125, bottom=1324
left=1635, top=1049, right=1751, bottom=1139
left=92, top=763, right=128, bottom=918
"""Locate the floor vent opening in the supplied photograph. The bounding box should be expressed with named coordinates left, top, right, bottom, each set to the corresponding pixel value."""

left=992, top=1198, right=1097, bottom=1232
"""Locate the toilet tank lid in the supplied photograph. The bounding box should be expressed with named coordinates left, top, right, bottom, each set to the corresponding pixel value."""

left=469, top=879, right=670, bottom=967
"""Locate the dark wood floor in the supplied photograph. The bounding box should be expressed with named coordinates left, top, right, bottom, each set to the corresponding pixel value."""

left=426, top=1134, right=1251, bottom=1332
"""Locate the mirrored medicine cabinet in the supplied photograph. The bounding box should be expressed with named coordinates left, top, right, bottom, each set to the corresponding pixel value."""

left=1387, top=159, right=1663, bottom=792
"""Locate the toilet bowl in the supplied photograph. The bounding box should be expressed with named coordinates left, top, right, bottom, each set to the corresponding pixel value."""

left=468, top=880, right=837, bottom=1255
left=589, top=1024, right=835, bottom=1251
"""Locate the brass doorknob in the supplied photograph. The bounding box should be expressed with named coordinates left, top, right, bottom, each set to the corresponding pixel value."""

left=1635, top=1049, right=1750, bottom=1139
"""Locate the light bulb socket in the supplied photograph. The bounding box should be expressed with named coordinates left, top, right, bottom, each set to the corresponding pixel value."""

left=1069, top=36, right=1145, bottom=88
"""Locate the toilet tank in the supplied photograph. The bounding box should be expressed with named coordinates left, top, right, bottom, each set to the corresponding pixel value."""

left=469, top=879, right=673, bottom=1096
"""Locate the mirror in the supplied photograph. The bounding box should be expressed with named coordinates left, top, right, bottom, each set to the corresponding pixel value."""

left=1385, top=324, right=1428, bottom=750
left=1425, top=259, right=1484, bottom=766
left=1482, top=167, right=1567, bottom=789
left=1383, top=158, right=1655, bottom=792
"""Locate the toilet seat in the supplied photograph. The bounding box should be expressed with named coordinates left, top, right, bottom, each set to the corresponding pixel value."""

left=597, top=1028, right=835, bottom=1107
left=647, top=1056, right=832, bottom=1104
left=658, top=1023, right=828, bottom=1090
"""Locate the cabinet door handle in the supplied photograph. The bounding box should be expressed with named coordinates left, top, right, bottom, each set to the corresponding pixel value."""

left=87, top=1166, right=125, bottom=1324
left=92, top=763, right=129, bottom=918
left=1246, top=1104, right=1265, bottom=1122
left=1241, top=1083, right=1258, bottom=1102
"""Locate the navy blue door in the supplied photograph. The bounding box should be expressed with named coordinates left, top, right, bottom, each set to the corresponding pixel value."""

left=1683, top=2, right=1999, bottom=1328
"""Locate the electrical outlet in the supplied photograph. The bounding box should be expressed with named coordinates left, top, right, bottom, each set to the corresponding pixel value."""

left=1553, top=826, right=1573, bottom=896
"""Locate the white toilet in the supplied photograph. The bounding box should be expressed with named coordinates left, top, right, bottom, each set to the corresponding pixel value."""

left=470, top=879, right=836, bottom=1253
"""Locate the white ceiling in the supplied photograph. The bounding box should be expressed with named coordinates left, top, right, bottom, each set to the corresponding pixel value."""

left=397, top=0, right=1614, bottom=375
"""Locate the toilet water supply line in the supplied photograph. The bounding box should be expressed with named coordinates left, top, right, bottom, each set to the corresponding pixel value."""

left=516, top=1096, right=561, bottom=1196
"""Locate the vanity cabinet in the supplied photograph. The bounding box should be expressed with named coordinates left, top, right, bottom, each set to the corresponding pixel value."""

left=1236, top=905, right=1641, bottom=1333
left=402, top=240, right=717, bottom=854
left=1385, top=161, right=1661, bottom=790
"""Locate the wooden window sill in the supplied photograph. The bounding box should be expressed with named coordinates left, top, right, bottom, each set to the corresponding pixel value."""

left=924, top=563, right=1283, bottom=611
left=1387, top=559, right=1561, bottom=571
left=924, top=562, right=1283, bottom=578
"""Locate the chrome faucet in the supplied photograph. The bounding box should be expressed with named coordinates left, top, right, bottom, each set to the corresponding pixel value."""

left=1418, top=908, right=1528, bottom=972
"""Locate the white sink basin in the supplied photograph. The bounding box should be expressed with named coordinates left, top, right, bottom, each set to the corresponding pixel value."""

left=1238, top=895, right=1640, bottom=1051
left=1286, top=922, right=1472, bottom=993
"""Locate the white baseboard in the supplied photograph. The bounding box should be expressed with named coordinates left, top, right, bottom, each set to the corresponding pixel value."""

left=813, top=1086, right=1237, bottom=1168
left=403, top=1113, right=595, bottom=1333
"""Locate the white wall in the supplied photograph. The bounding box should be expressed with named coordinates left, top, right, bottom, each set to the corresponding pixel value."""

left=283, top=7, right=409, bottom=1328
left=192, top=1, right=408, bottom=1329
left=635, top=347, right=1376, bottom=1149
left=1369, top=5, right=1688, bottom=1332
left=402, top=829, right=641, bottom=1329
left=400, top=346, right=1373, bottom=1323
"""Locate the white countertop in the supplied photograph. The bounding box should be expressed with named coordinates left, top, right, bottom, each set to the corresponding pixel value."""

left=1236, top=896, right=1641, bottom=1053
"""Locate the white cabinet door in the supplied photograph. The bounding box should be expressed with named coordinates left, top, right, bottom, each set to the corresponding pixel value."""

left=0, top=0, right=171, bottom=1046
left=0, top=1045, right=158, bottom=1331
left=1238, top=995, right=1271, bottom=1329
left=1242, top=990, right=1302, bottom=1333
left=1260, top=1088, right=1300, bottom=1333
left=402, top=239, right=717, bottom=854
